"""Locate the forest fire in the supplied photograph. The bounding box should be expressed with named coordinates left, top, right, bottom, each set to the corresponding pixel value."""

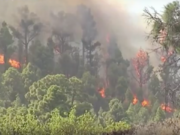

left=97, top=33, right=111, bottom=99
left=132, top=97, right=174, bottom=112
left=161, top=104, right=173, bottom=113
left=130, top=49, right=175, bottom=112
left=160, top=51, right=174, bottom=63
left=132, top=96, right=149, bottom=107
left=131, top=49, right=150, bottom=106
left=161, top=56, right=166, bottom=63
left=98, top=87, right=105, bottom=98
left=0, top=54, right=20, bottom=68
left=136, top=49, right=148, bottom=64
left=132, top=49, right=148, bottom=78
left=141, top=100, right=149, bottom=107
left=132, top=96, right=138, bottom=105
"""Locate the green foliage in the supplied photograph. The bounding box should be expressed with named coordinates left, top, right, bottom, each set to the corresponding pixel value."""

left=0, top=107, right=130, bottom=135
left=2, top=67, right=24, bottom=104
left=21, top=63, right=41, bottom=91
left=154, top=107, right=166, bottom=121
left=144, top=0, right=180, bottom=52
left=29, top=40, right=54, bottom=76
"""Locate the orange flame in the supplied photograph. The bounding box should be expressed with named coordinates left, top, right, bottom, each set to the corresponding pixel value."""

left=132, top=96, right=150, bottom=107
left=141, top=99, right=149, bottom=107
left=133, top=49, right=148, bottom=77
left=98, top=87, right=105, bottom=98
left=132, top=96, right=138, bottom=105
left=136, top=49, right=148, bottom=63
left=161, top=51, right=174, bottom=63
left=102, top=33, right=110, bottom=94
left=0, top=55, right=3, bottom=64
left=161, top=56, right=166, bottom=63
left=131, top=93, right=174, bottom=111
left=0, top=54, right=20, bottom=68
left=160, top=104, right=173, bottom=113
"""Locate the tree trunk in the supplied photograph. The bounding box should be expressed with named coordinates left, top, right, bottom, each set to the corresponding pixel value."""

left=25, top=43, right=28, bottom=65
left=71, top=91, right=76, bottom=107
left=24, top=30, right=28, bottom=65
left=4, top=47, right=8, bottom=72
left=18, top=42, right=23, bottom=71
left=89, top=49, right=93, bottom=74
left=89, top=49, right=92, bottom=67
left=82, top=44, right=85, bottom=67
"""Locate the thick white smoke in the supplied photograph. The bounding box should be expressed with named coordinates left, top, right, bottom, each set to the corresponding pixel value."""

left=0, top=0, right=158, bottom=66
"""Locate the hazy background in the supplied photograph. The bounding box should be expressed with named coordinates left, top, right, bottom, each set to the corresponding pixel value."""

left=0, top=0, right=174, bottom=66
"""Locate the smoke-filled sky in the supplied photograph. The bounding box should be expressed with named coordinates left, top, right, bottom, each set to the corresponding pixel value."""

left=120, top=0, right=174, bottom=65
left=127, top=0, right=173, bottom=14
left=0, top=0, right=174, bottom=65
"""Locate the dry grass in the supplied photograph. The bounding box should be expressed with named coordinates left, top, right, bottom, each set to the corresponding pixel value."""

left=106, top=117, right=180, bottom=135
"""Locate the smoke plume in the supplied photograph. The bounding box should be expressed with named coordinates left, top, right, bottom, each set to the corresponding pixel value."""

left=0, top=0, right=158, bottom=65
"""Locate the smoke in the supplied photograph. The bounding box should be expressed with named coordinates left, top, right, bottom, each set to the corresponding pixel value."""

left=0, top=0, right=158, bottom=66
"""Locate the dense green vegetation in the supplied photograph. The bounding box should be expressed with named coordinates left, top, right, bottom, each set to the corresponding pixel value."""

left=0, top=1, right=180, bottom=134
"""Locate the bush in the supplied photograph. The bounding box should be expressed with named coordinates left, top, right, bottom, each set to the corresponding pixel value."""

left=0, top=107, right=131, bottom=135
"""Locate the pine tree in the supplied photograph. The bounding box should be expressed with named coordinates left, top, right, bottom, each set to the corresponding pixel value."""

left=154, top=107, right=166, bottom=121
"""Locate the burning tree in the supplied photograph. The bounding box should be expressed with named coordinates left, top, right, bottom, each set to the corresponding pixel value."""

left=131, top=49, right=152, bottom=89
left=96, top=33, right=110, bottom=99
left=158, top=50, right=180, bottom=112
left=129, top=49, right=153, bottom=107
left=0, top=55, right=20, bottom=68
left=143, top=1, right=180, bottom=111
left=98, top=87, right=105, bottom=98
left=103, top=34, right=129, bottom=100
left=0, top=22, right=20, bottom=70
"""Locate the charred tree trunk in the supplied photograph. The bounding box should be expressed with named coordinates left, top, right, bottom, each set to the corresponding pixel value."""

left=25, top=43, right=28, bottom=65
left=89, top=48, right=93, bottom=74
left=24, top=30, right=28, bottom=65
left=82, top=44, right=85, bottom=67
left=71, top=91, right=76, bottom=107
left=18, top=42, right=23, bottom=71
left=3, top=46, right=8, bottom=72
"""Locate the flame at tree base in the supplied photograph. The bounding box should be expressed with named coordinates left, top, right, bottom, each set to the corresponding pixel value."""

left=0, top=55, right=20, bottom=68
left=132, top=96, right=149, bottom=107
left=161, top=104, right=173, bottom=113
left=132, top=96, right=173, bottom=113
left=132, top=96, right=138, bottom=105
